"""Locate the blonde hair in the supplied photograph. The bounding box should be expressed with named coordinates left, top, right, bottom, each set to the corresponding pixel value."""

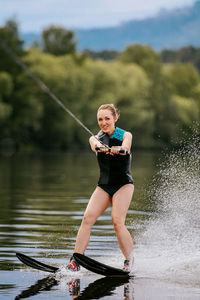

left=97, top=104, right=120, bottom=118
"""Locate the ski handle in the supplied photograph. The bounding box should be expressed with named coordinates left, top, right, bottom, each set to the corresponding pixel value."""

left=95, top=146, right=128, bottom=155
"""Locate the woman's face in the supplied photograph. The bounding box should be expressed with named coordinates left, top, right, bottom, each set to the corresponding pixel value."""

left=97, top=109, right=117, bottom=135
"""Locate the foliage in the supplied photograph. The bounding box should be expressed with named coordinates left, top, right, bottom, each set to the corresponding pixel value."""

left=0, top=20, right=199, bottom=152
left=120, top=44, right=161, bottom=75
left=161, top=46, right=200, bottom=72
left=42, top=26, right=76, bottom=56
left=163, top=63, right=200, bottom=98
left=0, top=72, right=13, bottom=121
left=0, top=19, right=24, bottom=76
left=83, top=49, right=119, bottom=61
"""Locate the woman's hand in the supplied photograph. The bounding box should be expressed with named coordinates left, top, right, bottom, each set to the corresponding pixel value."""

left=95, top=146, right=128, bottom=155
left=89, top=136, right=103, bottom=152
left=110, top=146, right=128, bottom=155
left=95, top=146, right=109, bottom=153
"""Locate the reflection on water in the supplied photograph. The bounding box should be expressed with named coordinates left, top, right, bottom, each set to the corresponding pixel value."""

left=0, top=149, right=200, bottom=299
left=15, top=275, right=130, bottom=300
left=15, top=276, right=58, bottom=299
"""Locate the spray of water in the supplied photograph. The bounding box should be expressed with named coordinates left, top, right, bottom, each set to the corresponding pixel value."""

left=134, top=137, right=200, bottom=285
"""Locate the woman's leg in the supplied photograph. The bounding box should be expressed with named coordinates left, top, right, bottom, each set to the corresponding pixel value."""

left=74, top=187, right=111, bottom=254
left=111, top=184, right=134, bottom=260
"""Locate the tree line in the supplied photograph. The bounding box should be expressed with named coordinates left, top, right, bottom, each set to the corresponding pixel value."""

left=0, top=20, right=199, bottom=153
left=84, top=47, right=200, bottom=74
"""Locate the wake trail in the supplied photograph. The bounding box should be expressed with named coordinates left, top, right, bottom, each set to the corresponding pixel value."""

left=133, top=137, right=200, bottom=286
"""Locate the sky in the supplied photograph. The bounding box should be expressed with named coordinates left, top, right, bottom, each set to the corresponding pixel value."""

left=0, top=0, right=196, bottom=33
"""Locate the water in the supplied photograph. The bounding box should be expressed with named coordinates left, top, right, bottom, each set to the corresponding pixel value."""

left=0, top=147, right=199, bottom=299
left=134, top=141, right=200, bottom=290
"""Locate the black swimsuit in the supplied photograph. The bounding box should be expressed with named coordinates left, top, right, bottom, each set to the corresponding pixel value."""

left=96, top=127, right=134, bottom=196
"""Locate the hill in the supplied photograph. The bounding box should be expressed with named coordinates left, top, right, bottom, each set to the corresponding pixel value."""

left=76, top=0, right=200, bottom=51
left=21, top=1, right=200, bottom=51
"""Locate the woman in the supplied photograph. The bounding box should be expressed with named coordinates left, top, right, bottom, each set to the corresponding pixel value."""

left=67, top=104, right=134, bottom=271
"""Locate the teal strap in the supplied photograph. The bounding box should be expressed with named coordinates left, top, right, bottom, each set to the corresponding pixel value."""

left=110, top=127, right=125, bottom=141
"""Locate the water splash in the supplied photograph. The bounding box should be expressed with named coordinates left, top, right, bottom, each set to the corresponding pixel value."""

left=134, top=138, right=200, bottom=285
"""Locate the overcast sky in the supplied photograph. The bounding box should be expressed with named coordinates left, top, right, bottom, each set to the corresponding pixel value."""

left=0, top=0, right=196, bottom=33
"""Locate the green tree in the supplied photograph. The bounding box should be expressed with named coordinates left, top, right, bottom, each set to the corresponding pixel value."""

left=163, top=63, right=200, bottom=98
left=16, top=49, right=95, bottom=150
left=161, top=46, right=200, bottom=72
left=163, top=63, right=200, bottom=143
left=169, top=95, right=199, bottom=143
left=171, top=95, right=199, bottom=126
left=0, top=72, right=13, bottom=153
left=83, top=49, right=119, bottom=61
left=0, top=19, right=25, bottom=151
left=0, top=19, right=24, bottom=75
left=113, top=61, right=155, bottom=147
left=85, top=59, right=154, bottom=147
left=120, top=44, right=161, bottom=75
left=0, top=72, right=13, bottom=122
left=42, top=26, right=76, bottom=56
left=119, top=44, right=177, bottom=146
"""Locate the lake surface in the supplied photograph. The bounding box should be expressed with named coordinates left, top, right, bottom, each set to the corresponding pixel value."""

left=0, top=149, right=199, bottom=299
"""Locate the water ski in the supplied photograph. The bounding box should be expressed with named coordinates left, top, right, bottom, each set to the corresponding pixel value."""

left=16, top=252, right=131, bottom=277
left=16, top=252, right=59, bottom=273
left=73, top=253, right=130, bottom=277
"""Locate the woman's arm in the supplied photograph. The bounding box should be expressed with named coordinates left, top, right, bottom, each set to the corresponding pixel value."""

left=89, top=136, right=100, bottom=152
left=110, top=131, right=132, bottom=155
left=121, top=131, right=132, bottom=153
left=89, top=136, right=108, bottom=153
